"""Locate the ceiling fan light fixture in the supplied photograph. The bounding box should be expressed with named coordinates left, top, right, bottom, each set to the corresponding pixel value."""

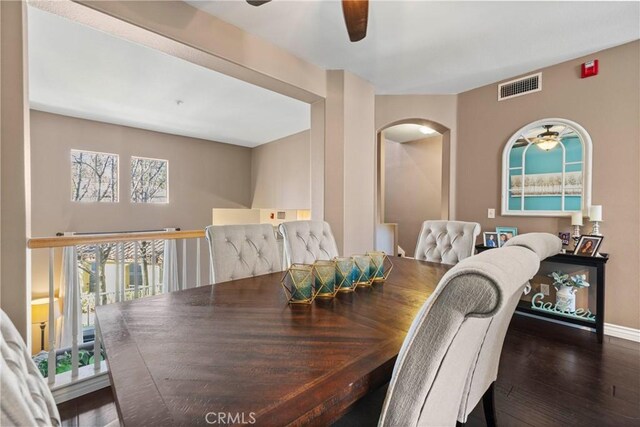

left=533, top=125, right=560, bottom=151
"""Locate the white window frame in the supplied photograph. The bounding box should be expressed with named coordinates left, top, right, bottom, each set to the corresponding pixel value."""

left=501, top=118, right=592, bottom=217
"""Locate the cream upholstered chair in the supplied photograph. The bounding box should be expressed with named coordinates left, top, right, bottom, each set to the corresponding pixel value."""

left=278, top=220, right=339, bottom=266
left=502, top=232, right=563, bottom=261
left=455, top=232, right=561, bottom=426
left=1, top=310, right=61, bottom=427
left=378, top=245, right=540, bottom=427
left=205, top=224, right=282, bottom=284
left=414, top=220, right=481, bottom=265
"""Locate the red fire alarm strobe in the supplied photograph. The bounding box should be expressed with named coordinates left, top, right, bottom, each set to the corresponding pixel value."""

left=581, top=60, right=599, bottom=78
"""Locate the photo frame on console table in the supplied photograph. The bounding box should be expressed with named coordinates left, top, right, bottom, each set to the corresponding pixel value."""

left=573, top=235, right=603, bottom=257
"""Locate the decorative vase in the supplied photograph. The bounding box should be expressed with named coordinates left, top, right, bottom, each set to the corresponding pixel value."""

left=555, top=284, right=576, bottom=313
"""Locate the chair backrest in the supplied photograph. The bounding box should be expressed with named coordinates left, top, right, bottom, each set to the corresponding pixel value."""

left=379, top=246, right=540, bottom=426
left=278, top=220, right=339, bottom=266
left=1, top=310, right=61, bottom=427
left=414, top=220, right=481, bottom=264
left=457, top=232, right=562, bottom=423
left=205, top=224, right=282, bottom=284
left=502, top=232, right=563, bottom=260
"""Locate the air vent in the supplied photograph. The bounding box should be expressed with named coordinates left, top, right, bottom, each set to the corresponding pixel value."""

left=498, top=72, right=541, bottom=101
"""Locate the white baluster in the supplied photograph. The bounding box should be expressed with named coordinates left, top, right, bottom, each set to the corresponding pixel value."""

left=134, top=241, right=139, bottom=299
left=94, top=245, right=101, bottom=372
left=152, top=240, right=157, bottom=296
left=120, top=243, right=125, bottom=301
left=196, top=238, right=201, bottom=287
left=71, top=246, right=79, bottom=378
left=182, top=239, right=187, bottom=290
left=47, top=248, right=55, bottom=385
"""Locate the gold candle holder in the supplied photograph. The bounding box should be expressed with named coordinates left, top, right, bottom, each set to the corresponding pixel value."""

left=314, top=260, right=339, bottom=298
left=281, top=264, right=316, bottom=304
left=334, top=257, right=356, bottom=293
left=367, top=251, right=394, bottom=283
left=352, top=254, right=373, bottom=287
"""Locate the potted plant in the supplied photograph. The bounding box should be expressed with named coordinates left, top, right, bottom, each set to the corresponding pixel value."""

left=549, top=272, right=590, bottom=313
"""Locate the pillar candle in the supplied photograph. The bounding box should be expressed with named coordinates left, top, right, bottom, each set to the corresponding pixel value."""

left=589, top=205, right=603, bottom=222
left=571, top=212, right=583, bottom=226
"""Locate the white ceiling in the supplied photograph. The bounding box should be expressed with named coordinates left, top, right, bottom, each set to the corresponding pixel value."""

left=27, top=7, right=310, bottom=147
left=188, top=1, right=640, bottom=94
left=384, top=124, right=440, bottom=143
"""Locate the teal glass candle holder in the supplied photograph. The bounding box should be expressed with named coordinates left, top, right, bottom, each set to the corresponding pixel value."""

left=281, top=264, right=315, bottom=304
left=314, top=260, right=337, bottom=298
left=334, top=257, right=355, bottom=292
left=353, top=254, right=372, bottom=287
left=367, top=251, right=393, bottom=283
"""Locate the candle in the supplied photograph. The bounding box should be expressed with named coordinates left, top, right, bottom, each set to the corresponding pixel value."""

left=289, top=264, right=313, bottom=302
left=589, top=205, right=603, bottom=222
left=334, top=257, right=355, bottom=292
left=353, top=255, right=372, bottom=286
left=367, top=251, right=386, bottom=282
left=571, top=212, right=583, bottom=226
left=314, top=260, right=336, bottom=297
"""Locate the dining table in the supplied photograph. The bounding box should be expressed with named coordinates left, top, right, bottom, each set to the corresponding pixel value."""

left=96, top=256, right=450, bottom=426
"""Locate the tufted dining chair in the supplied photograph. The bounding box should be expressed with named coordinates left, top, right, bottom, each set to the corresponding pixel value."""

left=455, top=232, right=561, bottom=427
left=278, top=220, right=340, bottom=267
left=205, top=224, right=282, bottom=284
left=414, top=220, right=481, bottom=265
left=1, top=310, right=61, bottom=427
left=378, top=245, right=540, bottom=427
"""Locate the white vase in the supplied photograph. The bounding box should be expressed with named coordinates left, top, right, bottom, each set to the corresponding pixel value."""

left=555, top=285, right=576, bottom=313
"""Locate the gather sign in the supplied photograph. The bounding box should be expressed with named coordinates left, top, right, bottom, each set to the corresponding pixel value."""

left=530, top=292, right=596, bottom=322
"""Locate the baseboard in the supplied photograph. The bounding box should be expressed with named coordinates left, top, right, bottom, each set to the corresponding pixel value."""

left=604, top=323, right=640, bottom=343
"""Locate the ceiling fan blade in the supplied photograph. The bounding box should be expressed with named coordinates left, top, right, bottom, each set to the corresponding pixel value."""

left=247, top=0, right=271, bottom=6
left=342, top=0, right=369, bottom=42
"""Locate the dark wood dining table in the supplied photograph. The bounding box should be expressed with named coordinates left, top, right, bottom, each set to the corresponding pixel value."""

left=96, top=257, right=450, bottom=426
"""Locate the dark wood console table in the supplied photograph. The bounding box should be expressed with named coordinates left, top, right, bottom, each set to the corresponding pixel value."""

left=476, top=245, right=608, bottom=342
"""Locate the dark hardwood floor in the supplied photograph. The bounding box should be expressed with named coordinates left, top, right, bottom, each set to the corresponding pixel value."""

left=58, top=315, right=640, bottom=426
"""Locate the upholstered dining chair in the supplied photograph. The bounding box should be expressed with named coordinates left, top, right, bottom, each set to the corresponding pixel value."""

left=455, top=232, right=561, bottom=427
left=1, top=309, right=61, bottom=427
left=378, top=245, right=541, bottom=427
left=414, top=220, right=481, bottom=265
left=278, top=220, right=339, bottom=267
left=205, top=224, right=282, bottom=284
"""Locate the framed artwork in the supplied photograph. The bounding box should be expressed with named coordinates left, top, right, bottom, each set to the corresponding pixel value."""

left=573, top=235, right=603, bottom=257
left=496, top=227, right=518, bottom=247
left=483, top=232, right=499, bottom=248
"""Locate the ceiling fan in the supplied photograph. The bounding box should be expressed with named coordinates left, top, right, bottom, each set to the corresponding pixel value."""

left=246, top=0, right=369, bottom=42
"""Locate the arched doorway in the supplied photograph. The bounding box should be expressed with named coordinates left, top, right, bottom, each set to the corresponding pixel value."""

left=375, top=118, right=451, bottom=256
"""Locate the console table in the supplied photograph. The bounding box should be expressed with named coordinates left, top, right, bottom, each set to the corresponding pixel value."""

left=476, top=245, right=608, bottom=342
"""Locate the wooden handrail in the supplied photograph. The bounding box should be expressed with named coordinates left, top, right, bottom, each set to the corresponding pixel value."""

left=27, top=229, right=205, bottom=249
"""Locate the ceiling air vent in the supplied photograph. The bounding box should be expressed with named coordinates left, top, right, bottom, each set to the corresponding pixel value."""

left=498, top=72, right=541, bottom=101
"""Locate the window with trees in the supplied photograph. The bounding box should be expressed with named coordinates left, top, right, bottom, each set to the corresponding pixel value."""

left=130, top=156, right=168, bottom=203
left=502, top=118, right=592, bottom=216
left=71, top=150, right=119, bottom=202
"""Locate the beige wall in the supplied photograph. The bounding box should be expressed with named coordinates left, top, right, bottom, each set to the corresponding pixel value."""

left=325, top=70, right=376, bottom=255
left=30, top=110, right=252, bottom=237
left=384, top=135, right=442, bottom=257
left=251, top=130, right=310, bottom=210
left=375, top=95, right=458, bottom=219
left=1, top=0, right=32, bottom=340
left=457, top=40, right=640, bottom=329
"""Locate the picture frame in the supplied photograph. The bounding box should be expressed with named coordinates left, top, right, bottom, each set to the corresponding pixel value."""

left=483, top=232, right=499, bottom=248
left=496, top=227, right=518, bottom=247
left=558, top=231, right=571, bottom=246
left=573, top=235, right=603, bottom=257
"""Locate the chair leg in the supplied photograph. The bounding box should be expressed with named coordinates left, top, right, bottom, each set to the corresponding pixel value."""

left=482, top=382, right=497, bottom=427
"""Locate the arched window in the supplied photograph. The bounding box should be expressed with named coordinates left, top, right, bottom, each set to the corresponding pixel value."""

left=501, top=118, right=592, bottom=216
